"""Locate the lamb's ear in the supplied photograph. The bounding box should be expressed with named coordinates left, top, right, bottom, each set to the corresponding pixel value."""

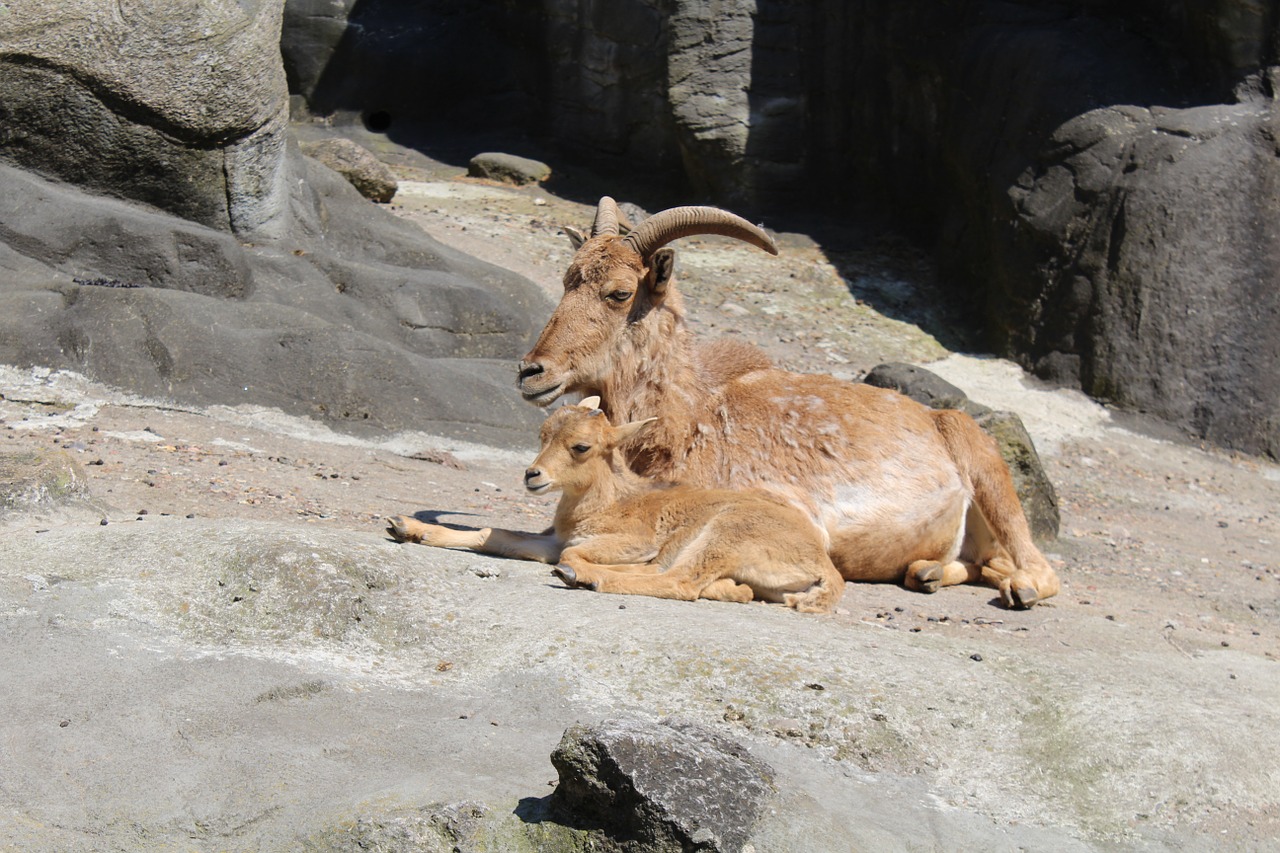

left=611, top=416, right=658, bottom=444
left=578, top=395, right=601, bottom=411
left=564, top=226, right=587, bottom=251
left=647, top=248, right=676, bottom=297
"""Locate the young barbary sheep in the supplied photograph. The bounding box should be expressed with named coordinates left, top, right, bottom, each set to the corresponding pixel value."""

left=387, top=398, right=844, bottom=612
left=515, top=197, right=1060, bottom=609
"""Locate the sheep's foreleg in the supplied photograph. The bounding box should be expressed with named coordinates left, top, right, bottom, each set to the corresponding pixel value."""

left=386, top=516, right=562, bottom=563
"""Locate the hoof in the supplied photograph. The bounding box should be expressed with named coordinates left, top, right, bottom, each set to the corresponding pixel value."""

left=552, top=565, right=577, bottom=587
left=1009, top=584, right=1039, bottom=609
left=385, top=516, right=412, bottom=543
left=1000, top=581, right=1039, bottom=609
left=908, top=561, right=943, bottom=594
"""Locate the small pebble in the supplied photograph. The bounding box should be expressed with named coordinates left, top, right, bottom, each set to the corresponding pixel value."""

left=970, top=653, right=983, bottom=662
left=99, top=519, right=108, bottom=526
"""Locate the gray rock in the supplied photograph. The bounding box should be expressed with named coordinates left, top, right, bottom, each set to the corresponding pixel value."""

left=0, top=155, right=550, bottom=445
left=973, top=410, right=1060, bottom=543
left=862, top=363, right=1059, bottom=541
left=0, top=471, right=1267, bottom=851
left=0, top=450, right=101, bottom=522
left=0, top=0, right=291, bottom=236
left=863, top=362, right=984, bottom=415
left=550, top=718, right=774, bottom=853
left=302, top=138, right=398, bottom=202
left=302, top=801, right=491, bottom=853
left=1001, top=100, right=1280, bottom=459
left=467, top=152, right=552, bottom=186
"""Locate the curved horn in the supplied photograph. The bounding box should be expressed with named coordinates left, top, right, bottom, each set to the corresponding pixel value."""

left=622, top=206, right=778, bottom=258
left=591, top=197, right=621, bottom=237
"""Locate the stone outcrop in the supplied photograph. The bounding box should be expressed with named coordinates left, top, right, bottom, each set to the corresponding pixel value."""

left=0, top=157, right=548, bottom=444
left=0, top=2, right=551, bottom=444
left=0, top=0, right=291, bottom=236
left=550, top=718, right=775, bottom=852
left=467, top=152, right=551, bottom=186
left=301, top=138, right=398, bottom=202
left=999, top=100, right=1280, bottom=458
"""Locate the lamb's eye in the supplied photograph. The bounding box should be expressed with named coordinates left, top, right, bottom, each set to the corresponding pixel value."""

left=605, top=291, right=632, bottom=304
left=572, top=444, right=591, bottom=453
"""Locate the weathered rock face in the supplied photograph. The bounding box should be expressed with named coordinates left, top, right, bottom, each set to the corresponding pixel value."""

left=0, top=2, right=553, bottom=443
left=282, top=0, right=537, bottom=140
left=0, top=157, right=549, bottom=444
left=1000, top=99, right=1280, bottom=457
left=301, top=137, right=398, bottom=202
left=549, top=718, right=776, bottom=853
left=0, top=0, right=291, bottom=236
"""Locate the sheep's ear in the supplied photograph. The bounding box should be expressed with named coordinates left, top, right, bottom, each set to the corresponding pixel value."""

left=564, top=226, right=587, bottom=251
left=611, top=416, right=658, bottom=444
left=578, top=395, right=601, bottom=411
left=648, top=248, right=675, bottom=297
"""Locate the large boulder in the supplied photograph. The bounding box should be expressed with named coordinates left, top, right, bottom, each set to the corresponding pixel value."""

left=998, top=99, right=1280, bottom=458
left=0, top=156, right=549, bottom=445
left=0, top=0, right=291, bottom=236
left=301, top=138, right=398, bottom=202
left=550, top=718, right=775, bottom=852
left=0, top=2, right=552, bottom=445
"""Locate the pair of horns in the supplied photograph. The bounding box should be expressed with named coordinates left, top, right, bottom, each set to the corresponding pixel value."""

left=590, top=196, right=778, bottom=258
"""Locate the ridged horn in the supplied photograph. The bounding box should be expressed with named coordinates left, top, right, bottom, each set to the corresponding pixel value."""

left=591, top=196, right=621, bottom=237
left=622, top=206, right=778, bottom=258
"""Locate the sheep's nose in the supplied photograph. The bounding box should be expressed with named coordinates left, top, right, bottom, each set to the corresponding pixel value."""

left=524, top=468, right=541, bottom=486
left=518, top=361, right=544, bottom=383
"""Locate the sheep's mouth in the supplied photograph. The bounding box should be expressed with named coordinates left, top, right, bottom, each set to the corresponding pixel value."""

left=526, top=481, right=552, bottom=495
left=521, top=383, right=564, bottom=405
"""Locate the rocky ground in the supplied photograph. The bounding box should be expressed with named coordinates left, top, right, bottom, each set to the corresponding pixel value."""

left=2, top=136, right=1278, bottom=851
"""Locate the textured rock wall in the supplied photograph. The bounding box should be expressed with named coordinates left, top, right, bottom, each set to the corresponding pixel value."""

left=0, top=1, right=551, bottom=442
left=0, top=0, right=291, bottom=236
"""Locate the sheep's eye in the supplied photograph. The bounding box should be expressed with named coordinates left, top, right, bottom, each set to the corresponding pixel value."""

left=605, top=291, right=632, bottom=304
left=572, top=444, right=591, bottom=453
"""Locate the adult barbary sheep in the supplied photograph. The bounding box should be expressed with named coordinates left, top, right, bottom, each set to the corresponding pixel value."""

left=516, top=197, right=1060, bottom=609
left=388, top=398, right=843, bottom=611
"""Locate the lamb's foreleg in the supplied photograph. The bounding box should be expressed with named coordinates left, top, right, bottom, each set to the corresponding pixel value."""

left=386, top=516, right=562, bottom=563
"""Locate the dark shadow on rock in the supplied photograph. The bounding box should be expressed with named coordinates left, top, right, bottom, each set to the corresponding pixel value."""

left=408, top=509, right=484, bottom=525
left=513, top=794, right=554, bottom=825
left=289, top=0, right=542, bottom=172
